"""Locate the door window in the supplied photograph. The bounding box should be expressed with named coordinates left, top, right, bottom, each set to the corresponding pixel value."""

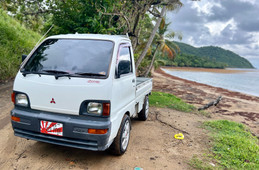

left=116, top=45, right=132, bottom=77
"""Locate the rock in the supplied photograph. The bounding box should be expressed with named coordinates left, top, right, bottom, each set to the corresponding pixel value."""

left=150, top=157, right=155, bottom=160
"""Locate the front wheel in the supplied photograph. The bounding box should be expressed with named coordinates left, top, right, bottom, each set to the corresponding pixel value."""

left=138, top=95, right=149, bottom=121
left=108, top=114, right=131, bottom=155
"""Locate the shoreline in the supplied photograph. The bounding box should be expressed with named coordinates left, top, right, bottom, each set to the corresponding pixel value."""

left=153, top=68, right=259, bottom=136
left=156, top=68, right=259, bottom=101
left=163, top=66, right=258, bottom=74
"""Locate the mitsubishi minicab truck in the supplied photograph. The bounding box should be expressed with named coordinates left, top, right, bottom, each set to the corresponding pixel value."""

left=11, top=34, right=152, bottom=155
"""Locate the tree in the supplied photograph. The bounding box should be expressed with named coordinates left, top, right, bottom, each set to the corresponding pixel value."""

left=144, top=18, right=181, bottom=77
left=135, top=0, right=183, bottom=72
left=0, top=0, right=54, bottom=31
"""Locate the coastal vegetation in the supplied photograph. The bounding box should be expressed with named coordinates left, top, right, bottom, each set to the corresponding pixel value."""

left=190, top=120, right=259, bottom=169
left=158, top=53, right=228, bottom=68
left=173, top=41, right=254, bottom=68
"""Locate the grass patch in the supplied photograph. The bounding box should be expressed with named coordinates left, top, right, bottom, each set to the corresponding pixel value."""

left=203, top=120, right=259, bottom=169
left=0, top=9, right=41, bottom=81
left=149, top=91, right=195, bottom=112
left=188, top=155, right=214, bottom=170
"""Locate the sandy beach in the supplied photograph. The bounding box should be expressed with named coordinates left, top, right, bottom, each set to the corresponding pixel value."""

left=154, top=68, right=259, bottom=137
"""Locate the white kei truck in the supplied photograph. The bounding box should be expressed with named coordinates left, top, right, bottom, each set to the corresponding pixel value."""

left=11, top=34, right=152, bottom=155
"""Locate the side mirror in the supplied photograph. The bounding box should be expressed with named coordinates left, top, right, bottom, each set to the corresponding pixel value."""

left=22, top=54, right=27, bottom=62
left=117, top=60, right=131, bottom=78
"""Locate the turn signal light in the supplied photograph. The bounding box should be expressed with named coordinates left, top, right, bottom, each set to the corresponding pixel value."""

left=102, top=103, right=110, bottom=116
left=88, top=128, right=108, bottom=134
left=11, top=92, right=15, bottom=104
left=11, top=116, right=20, bottom=122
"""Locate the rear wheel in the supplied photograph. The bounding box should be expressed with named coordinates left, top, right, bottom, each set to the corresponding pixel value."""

left=108, top=114, right=131, bottom=155
left=138, top=95, right=149, bottom=121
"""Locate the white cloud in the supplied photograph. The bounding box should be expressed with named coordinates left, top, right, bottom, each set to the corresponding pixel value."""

left=250, top=32, right=259, bottom=46
left=238, top=0, right=257, bottom=5
left=168, top=0, right=259, bottom=59
left=205, top=18, right=237, bottom=36
left=191, top=1, right=222, bottom=16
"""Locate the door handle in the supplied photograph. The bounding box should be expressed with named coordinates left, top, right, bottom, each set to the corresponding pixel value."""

left=132, top=79, right=135, bottom=83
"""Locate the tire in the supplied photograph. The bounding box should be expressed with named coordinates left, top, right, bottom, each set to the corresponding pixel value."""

left=108, top=114, right=131, bottom=155
left=138, top=95, right=149, bottom=121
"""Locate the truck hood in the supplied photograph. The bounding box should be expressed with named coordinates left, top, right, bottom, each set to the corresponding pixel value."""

left=13, top=73, right=112, bottom=115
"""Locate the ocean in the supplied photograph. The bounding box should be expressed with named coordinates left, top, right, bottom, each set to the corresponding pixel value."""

left=163, top=68, right=259, bottom=97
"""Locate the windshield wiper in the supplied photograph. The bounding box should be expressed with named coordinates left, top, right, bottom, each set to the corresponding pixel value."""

left=75, top=72, right=106, bottom=77
left=21, top=70, right=42, bottom=77
left=42, top=69, right=71, bottom=80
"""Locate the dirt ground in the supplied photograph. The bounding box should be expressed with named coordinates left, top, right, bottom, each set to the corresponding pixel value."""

left=0, top=68, right=258, bottom=169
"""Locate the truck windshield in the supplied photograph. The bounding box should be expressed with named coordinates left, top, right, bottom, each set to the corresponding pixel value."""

left=22, top=39, right=114, bottom=78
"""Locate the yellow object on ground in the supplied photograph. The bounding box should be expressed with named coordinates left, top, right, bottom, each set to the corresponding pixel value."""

left=174, top=133, right=184, bottom=139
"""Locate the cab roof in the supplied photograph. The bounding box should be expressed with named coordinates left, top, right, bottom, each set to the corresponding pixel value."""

left=47, top=34, right=131, bottom=42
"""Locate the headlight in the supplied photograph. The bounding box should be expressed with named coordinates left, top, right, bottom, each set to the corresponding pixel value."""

left=16, top=93, right=28, bottom=107
left=87, top=102, right=103, bottom=115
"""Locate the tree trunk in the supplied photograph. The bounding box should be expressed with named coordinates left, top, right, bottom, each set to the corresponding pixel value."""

left=135, top=6, right=166, bottom=72
left=144, top=44, right=159, bottom=77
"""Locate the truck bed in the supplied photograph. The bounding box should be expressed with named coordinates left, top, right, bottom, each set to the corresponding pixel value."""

left=136, top=77, right=152, bottom=98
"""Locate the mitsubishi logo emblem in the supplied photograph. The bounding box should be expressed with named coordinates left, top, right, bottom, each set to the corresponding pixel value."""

left=50, top=98, right=56, bottom=104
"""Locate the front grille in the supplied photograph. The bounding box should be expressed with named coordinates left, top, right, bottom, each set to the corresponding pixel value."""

left=14, top=128, right=98, bottom=151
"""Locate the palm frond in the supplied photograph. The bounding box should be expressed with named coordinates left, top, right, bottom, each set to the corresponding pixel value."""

left=163, top=0, right=183, bottom=11
left=165, top=31, right=175, bottom=39
left=162, top=44, right=175, bottom=59
left=159, top=17, right=165, bottom=31
left=166, top=40, right=180, bottom=53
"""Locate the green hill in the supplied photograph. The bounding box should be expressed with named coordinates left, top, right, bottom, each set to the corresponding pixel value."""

left=174, top=41, right=254, bottom=68
left=0, top=9, right=41, bottom=81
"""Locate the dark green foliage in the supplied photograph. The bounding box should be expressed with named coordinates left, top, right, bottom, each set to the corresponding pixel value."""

left=173, top=54, right=227, bottom=68
left=174, top=41, right=254, bottom=68
left=0, top=9, right=41, bottom=81
left=157, top=53, right=227, bottom=69
left=46, top=0, right=124, bottom=35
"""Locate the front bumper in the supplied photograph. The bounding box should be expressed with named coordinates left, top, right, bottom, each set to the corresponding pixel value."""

left=11, top=107, right=111, bottom=151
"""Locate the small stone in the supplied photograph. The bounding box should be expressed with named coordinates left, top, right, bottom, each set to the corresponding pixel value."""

left=22, top=155, right=27, bottom=158
left=150, top=157, right=155, bottom=160
left=178, top=162, right=181, bottom=164
left=209, top=162, right=215, bottom=167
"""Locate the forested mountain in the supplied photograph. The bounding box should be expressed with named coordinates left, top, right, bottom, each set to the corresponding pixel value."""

left=174, top=41, right=254, bottom=68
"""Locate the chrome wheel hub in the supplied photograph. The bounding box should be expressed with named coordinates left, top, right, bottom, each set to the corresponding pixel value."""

left=121, top=120, right=130, bottom=150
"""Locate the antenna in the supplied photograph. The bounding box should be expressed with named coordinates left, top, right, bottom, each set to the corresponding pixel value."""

left=35, top=24, right=54, bottom=47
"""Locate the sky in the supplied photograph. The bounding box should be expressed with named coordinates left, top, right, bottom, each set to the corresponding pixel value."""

left=167, top=0, right=259, bottom=67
